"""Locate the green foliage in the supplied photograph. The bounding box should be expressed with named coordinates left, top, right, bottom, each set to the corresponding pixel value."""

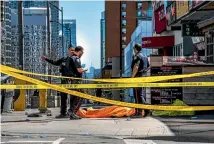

left=152, top=99, right=195, bottom=116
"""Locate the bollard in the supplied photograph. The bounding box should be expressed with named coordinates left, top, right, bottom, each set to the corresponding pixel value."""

left=14, top=78, right=26, bottom=111
left=39, top=89, right=47, bottom=113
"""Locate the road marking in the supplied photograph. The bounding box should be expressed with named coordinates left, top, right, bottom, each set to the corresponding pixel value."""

left=52, top=138, right=65, bottom=144
left=123, top=139, right=157, bottom=144
left=6, top=141, right=53, bottom=143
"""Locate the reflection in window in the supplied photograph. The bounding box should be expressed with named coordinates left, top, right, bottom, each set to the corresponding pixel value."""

left=122, top=28, right=126, bottom=34
left=137, top=3, right=142, bottom=9
left=122, top=12, right=126, bottom=17
left=122, top=3, right=126, bottom=9
left=122, top=20, right=126, bottom=26
left=122, top=37, right=126, bottom=42
left=137, top=19, right=142, bottom=25
left=137, top=11, right=142, bottom=17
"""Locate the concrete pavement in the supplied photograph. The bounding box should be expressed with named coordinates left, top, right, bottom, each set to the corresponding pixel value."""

left=1, top=108, right=214, bottom=144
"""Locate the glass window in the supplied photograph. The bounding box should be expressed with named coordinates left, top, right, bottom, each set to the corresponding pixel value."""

left=137, top=11, right=142, bottom=17
left=147, top=8, right=152, bottom=18
left=122, top=11, right=126, bottom=18
left=137, top=3, right=142, bottom=9
left=122, top=20, right=126, bottom=26
left=122, top=28, right=126, bottom=34
left=122, top=3, right=126, bottom=9
left=122, top=37, right=126, bottom=42
left=137, top=19, right=142, bottom=25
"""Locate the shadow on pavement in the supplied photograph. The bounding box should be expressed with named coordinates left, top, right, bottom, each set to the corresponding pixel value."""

left=148, top=115, right=214, bottom=143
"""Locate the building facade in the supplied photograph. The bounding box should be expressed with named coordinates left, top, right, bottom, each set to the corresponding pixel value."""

left=100, top=11, right=105, bottom=69
left=1, top=1, right=13, bottom=67
left=105, top=1, right=152, bottom=61
left=11, top=8, right=48, bottom=76
left=11, top=1, right=60, bottom=59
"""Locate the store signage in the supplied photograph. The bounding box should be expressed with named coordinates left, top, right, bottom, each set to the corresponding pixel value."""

left=182, top=23, right=204, bottom=37
left=154, top=5, right=167, bottom=34
left=166, top=2, right=176, bottom=26
left=188, top=0, right=204, bottom=10
left=151, top=67, right=183, bottom=105
left=142, top=36, right=174, bottom=48
left=176, top=1, right=189, bottom=19
left=153, top=1, right=164, bottom=11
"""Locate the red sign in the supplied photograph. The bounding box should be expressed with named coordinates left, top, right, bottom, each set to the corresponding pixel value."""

left=142, top=36, right=174, bottom=48
left=154, top=5, right=167, bottom=34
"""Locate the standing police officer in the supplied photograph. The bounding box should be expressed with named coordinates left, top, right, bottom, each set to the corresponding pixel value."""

left=42, top=46, right=75, bottom=118
left=131, top=44, right=150, bottom=118
left=68, top=46, right=88, bottom=120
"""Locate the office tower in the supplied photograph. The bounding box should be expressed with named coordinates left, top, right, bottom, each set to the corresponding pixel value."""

left=60, top=19, right=77, bottom=56
left=11, top=8, right=48, bottom=75
left=1, top=0, right=13, bottom=67
left=100, top=11, right=105, bottom=69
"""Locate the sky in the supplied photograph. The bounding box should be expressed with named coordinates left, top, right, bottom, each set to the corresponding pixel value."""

left=59, top=1, right=104, bottom=69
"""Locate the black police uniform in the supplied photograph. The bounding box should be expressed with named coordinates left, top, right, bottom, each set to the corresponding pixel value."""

left=45, top=57, right=74, bottom=116
left=131, top=54, right=146, bottom=116
left=68, top=54, right=84, bottom=115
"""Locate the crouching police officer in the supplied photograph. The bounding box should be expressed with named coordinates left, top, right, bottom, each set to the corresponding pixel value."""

left=42, top=46, right=75, bottom=118
left=68, top=46, right=88, bottom=120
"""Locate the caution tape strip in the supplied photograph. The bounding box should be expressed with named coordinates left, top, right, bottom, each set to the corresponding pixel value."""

left=1, top=67, right=214, bottom=111
left=1, top=82, right=214, bottom=89
left=1, top=64, right=214, bottom=83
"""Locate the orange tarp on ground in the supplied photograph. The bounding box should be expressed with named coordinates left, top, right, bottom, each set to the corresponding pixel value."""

left=77, top=106, right=140, bottom=118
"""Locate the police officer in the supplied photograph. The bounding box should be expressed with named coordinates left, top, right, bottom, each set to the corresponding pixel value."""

left=42, top=46, right=75, bottom=118
left=131, top=44, right=149, bottom=118
left=68, top=46, right=88, bottom=120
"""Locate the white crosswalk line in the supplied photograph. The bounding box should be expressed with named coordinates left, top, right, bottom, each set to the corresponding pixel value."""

left=123, top=139, right=157, bottom=144
left=52, top=138, right=65, bottom=144
left=6, top=141, right=53, bottom=143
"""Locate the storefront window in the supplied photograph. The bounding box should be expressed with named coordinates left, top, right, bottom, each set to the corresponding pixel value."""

left=206, top=33, right=214, bottom=63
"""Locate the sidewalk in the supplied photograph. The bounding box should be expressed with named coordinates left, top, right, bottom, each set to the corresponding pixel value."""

left=1, top=108, right=174, bottom=138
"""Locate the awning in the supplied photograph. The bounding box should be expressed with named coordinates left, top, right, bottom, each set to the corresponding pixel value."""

left=181, top=2, right=214, bottom=23
left=142, top=36, right=174, bottom=48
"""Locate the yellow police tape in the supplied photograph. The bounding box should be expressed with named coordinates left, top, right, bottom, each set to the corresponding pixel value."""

left=1, top=64, right=214, bottom=83
left=1, top=67, right=214, bottom=111
left=1, top=82, right=214, bottom=89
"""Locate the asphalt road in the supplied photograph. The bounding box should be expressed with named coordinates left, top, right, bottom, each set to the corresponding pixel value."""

left=1, top=135, right=125, bottom=144
left=141, top=116, right=214, bottom=143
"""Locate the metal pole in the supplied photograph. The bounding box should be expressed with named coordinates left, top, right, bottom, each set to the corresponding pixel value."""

left=69, top=28, right=72, bottom=47
left=61, top=7, right=64, bottom=55
left=47, top=1, right=51, bottom=84
left=18, top=1, right=24, bottom=70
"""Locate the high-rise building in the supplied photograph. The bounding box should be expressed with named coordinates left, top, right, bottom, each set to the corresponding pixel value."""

left=59, top=31, right=70, bottom=57
left=11, top=8, right=48, bottom=76
left=11, top=1, right=59, bottom=59
left=100, top=11, right=105, bottom=69
left=60, top=19, right=77, bottom=56
left=1, top=1, right=13, bottom=67
left=105, top=1, right=152, bottom=66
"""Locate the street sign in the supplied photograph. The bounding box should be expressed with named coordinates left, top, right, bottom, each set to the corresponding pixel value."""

left=182, top=23, right=204, bottom=37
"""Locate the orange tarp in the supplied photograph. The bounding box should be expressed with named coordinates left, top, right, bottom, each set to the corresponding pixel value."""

left=77, top=106, right=143, bottom=118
